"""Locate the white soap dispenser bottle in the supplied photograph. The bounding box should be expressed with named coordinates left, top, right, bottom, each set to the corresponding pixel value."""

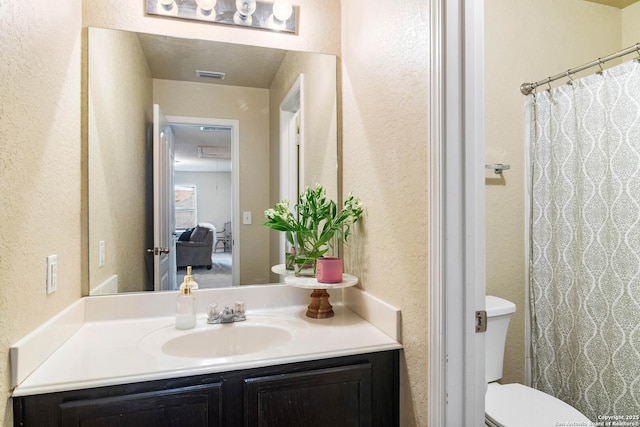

left=176, top=275, right=197, bottom=330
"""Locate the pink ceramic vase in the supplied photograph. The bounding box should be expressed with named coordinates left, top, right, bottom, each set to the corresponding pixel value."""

left=316, top=257, right=343, bottom=284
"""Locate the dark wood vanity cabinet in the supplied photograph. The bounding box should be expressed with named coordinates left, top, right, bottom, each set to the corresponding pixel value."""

left=13, top=350, right=399, bottom=427
left=58, top=383, right=223, bottom=426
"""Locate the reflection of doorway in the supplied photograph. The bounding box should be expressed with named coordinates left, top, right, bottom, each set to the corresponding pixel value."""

left=168, top=115, right=240, bottom=287
left=279, top=75, right=304, bottom=266
left=152, top=104, right=177, bottom=292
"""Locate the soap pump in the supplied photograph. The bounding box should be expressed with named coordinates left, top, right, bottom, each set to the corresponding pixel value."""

left=176, top=275, right=197, bottom=330
left=184, top=265, right=199, bottom=290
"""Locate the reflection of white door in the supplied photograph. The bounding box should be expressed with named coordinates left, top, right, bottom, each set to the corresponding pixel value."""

left=279, top=75, right=304, bottom=266
left=153, top=104, right=177, bottom=291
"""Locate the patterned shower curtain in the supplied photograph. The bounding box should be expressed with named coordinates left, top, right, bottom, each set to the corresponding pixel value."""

left=527, top=59, right=640, bottom=421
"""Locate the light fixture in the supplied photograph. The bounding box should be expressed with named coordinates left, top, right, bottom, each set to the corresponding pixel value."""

left=156, top=0, right=179, bottom=16
left=195, top=0, right=217, bottom=18
left=272, top=0, right=292, bottom=22
left=146, top=0, right=298, bottom=33
left=234, top=0, right=257, bottom=25
left=196, top=0, right=217, bottom=11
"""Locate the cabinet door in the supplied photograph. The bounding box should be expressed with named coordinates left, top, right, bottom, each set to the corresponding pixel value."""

left=244, top=363, right=372, bottom=427
left=59, top=383, right=222, bottom=427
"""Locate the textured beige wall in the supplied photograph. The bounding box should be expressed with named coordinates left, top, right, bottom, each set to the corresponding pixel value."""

left=341, top=1, right=429, bottom=425
left=485, top=0, right=621, bottom=385
left=0, top=1, right=83, bottom=425
left=88, top=28, right=153, bottom=294
left=622, top=2, right=640, bottom=44
left=153, top=79, right=271, bottom=285
left=268, top=51, right=338, bottom=274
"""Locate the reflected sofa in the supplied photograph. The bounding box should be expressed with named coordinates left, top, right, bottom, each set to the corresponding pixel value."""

left=176, top=225, right=214, bottom=269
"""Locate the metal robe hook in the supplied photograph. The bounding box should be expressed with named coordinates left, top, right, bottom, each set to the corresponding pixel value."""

left=485, top=164, right=511, bottom=175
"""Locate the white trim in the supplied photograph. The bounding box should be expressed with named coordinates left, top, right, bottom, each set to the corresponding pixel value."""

left=428, top=0, right=446, bottom=424
left=166, top=115, right=241, bottom=286
left=429, top=0, right=486, bottom=425
left=443, top=0, right=466, bottom=419
left=464, top=1, right=486, bottom=423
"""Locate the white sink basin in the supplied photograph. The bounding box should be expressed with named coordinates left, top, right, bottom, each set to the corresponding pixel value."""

left=161, top=325, right=292, bottom=358
left=138, top=318, right=300, bottom=360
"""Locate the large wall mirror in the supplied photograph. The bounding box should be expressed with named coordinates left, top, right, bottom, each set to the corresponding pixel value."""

left=88, top=27, right=337, bottom=295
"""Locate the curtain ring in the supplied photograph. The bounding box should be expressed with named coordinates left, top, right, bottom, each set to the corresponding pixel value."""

left=597, top=58, right=604, bottom=75
left=566, top=70, right=574, bottom=85
left=546, top=78, right=552, bottom=92
left=635, top=44, right=640, bottom=62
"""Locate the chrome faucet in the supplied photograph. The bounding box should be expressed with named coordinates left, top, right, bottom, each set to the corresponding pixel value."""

left=207, top=302, right=246, bottom=324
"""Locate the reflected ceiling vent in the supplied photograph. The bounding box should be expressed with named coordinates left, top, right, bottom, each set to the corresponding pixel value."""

left=196, top=70, right=226, bottom=79
left=200, top=126, right=232, bottom=132
left=198, top=146, right=231, bottom=159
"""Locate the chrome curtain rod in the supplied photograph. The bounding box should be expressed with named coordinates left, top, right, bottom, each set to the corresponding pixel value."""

left=520, top=42, right=640, bottom=95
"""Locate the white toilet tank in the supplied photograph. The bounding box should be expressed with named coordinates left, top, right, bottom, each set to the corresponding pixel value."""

left=485, top=296, right=516, bottom=383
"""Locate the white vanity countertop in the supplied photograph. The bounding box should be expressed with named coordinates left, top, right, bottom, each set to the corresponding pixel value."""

left=11, top=286, right=402, bottom=397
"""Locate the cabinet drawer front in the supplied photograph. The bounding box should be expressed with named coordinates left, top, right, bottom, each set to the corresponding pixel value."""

left=59, top=383, right=223, bottom=427
left=244, top=363, right=372, bottom=427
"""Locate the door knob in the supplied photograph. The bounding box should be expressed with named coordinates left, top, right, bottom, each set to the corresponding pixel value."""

left=146, top=247, right=170, bottom=255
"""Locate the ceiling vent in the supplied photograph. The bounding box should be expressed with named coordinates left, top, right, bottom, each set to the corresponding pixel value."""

left=200, top=126, right=232, bottom=132
left=198, top=146, right=231, bottom=159
left=196, top=70, right=226, bottom=79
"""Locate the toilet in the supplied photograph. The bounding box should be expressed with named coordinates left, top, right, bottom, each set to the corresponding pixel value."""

left=484, top=296, right=591, bottom=427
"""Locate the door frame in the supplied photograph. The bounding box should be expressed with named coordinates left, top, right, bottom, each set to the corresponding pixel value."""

left=278, top=74, right=305, bottom=265
left=166, top=115, right=241, bottom=287
left=428, top=0, right=486, bottom=425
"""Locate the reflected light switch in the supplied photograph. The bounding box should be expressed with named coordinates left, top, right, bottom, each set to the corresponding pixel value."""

left=243, top=211, right=252, bottom=225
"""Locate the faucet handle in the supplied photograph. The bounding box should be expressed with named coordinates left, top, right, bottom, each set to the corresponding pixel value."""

left=234, top=301, right=246, bottom=320
left=206, top=302, right=246, bottom=323
left=207, top=303, right=219, bottom=321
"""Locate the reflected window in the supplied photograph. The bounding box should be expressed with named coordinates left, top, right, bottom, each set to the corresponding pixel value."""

left=175, top=185, right=197, bottom=229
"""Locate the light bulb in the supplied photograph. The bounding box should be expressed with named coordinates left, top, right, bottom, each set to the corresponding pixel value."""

left=196, top=0, right=217, bottom=11
left=272, top=0, right=292, bottom=22
left=235, top=0, right=257, bottom=17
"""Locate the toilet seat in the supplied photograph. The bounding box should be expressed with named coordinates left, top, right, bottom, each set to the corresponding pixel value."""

left=485, top=383, right=591, bottom=427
